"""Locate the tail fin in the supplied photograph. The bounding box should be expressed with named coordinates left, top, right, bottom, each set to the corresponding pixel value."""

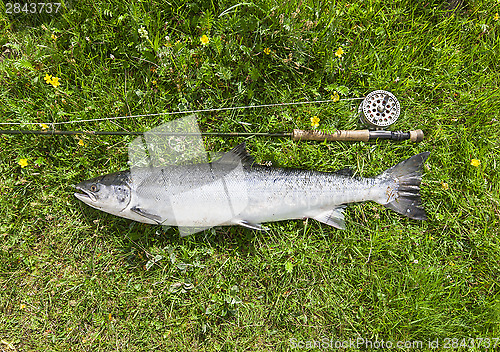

left=377, top=152, right=430, bottom=220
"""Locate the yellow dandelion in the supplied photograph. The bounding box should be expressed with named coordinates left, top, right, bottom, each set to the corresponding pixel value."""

left=44, top=74, right=52, bottom=84
left=441, top=182, right=449, bottom=190
left=108, top=313, right=113, bottom=321
left=331, top=92, right=340, bottom=102
left=263, top=47, right=271, bottom=55
left=200, top=35, right=210, bottom=45
left=470, top=159, right=481, bottom=167
left=494, top=13, right=499, bottom=20
left=50, top=76, right=60, bottom=88
left=152, top=80, right=157, bottom=85
left=335, top=47, right=344, bottom=58
left=20, top=303, right=26, bottom=310
left=40, top=123, right=49, bottom=130
left=51, top=33, right=57, bottom=40
left=78, top=139, right=85, bottom=147
left=19, top=159, right=28, bottom=168
left=310, top=116, right=320, bottom=128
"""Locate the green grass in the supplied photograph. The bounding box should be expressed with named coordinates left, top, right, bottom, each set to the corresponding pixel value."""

left=1, top=0, right=499, bottom=350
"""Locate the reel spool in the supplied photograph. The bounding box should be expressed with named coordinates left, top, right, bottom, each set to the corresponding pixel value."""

left=359, top=90, right=400, bottom=129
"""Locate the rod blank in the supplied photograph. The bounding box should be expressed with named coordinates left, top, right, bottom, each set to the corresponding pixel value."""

left=0, top=130, right=289, bottom=137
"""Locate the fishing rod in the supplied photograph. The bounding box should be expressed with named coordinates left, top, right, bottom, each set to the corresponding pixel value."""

left=0, top=128, right=425, bottom=142
left=0, top=90, right=425, bottom=142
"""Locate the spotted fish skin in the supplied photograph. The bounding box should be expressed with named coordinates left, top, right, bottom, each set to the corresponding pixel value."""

left=74, top=143, right=429, bottom=232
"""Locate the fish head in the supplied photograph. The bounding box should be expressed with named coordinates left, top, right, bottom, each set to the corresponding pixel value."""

left=74, top=171, right=131, bottom=213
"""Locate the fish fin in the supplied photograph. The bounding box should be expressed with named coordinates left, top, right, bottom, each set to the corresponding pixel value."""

left=130, top=206, right=163, bottom=224
left=237, top=220, right=268, bottom=231
left=213, top=143, right=255, bottom=167
left=333, top=167, right=354, bottom=177
left=311, top=205, right=346, bottom=229
left=377, top=152, right=430, bottom=220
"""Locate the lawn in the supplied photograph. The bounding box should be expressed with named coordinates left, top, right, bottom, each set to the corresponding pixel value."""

left=0, top=0, right=499, bottom=350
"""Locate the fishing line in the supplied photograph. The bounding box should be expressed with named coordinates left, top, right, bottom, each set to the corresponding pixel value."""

left=0, top=97, right=365, bottom=126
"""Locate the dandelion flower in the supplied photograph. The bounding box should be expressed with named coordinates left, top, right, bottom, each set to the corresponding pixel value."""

left=470, top=159, right=481, bottom=167
left=331, top=92, right=340, bottom=102
left=20, top=303, right=26, bottom=310
left=335, top=47, right=344, bottom=58
left=152, top=80, right=157, bottom=85
left=44, top=74, right=60, bottom=88
left=51, top=33, right=57, bottom=40
left=494, top=13, right=499, bottom=20
left=310, top=116, right=320, bottom=128
left=263, top=47, right=271, bottom=55
left=441, top=182, right=449, bottom=190
left=19, top=159, right=28, bottom=168
left=78, top=139, right=86, bottom=147
left=44, top=74, right=52, bottom=84
left=40, top=123, right=49, bottom=130
left=50, top=76, right=60, bottom=88
left=200, top=35, right=210, bottom=45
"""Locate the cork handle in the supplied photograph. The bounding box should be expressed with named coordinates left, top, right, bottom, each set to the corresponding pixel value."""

left=410, top=129, right=425, bottom=143
left=292, top=129, right=370, bottom=142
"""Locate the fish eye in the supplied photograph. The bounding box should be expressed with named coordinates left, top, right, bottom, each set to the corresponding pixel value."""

left=90, top=184, right=98, bottom=192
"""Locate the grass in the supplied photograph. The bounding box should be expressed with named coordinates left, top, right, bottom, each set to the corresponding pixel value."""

left=0, top=0, right=499, bottom=350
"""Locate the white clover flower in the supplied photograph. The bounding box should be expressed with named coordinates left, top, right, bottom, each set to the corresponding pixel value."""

left=138, top=26, right=149, bottom=40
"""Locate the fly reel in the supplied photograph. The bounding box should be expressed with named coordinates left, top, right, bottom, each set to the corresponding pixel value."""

left=358, top=90, right=400, bottom=129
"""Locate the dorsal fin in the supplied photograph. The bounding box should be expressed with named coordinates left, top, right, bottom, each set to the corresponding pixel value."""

left=213, top=143, right=255, bottom=167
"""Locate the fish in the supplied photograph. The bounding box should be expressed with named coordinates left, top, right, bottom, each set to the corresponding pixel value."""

left=74, top=143, right=429, bottom=233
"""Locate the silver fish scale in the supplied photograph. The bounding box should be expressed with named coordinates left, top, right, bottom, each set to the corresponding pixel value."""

left=239, top=166, right=379, bottom=223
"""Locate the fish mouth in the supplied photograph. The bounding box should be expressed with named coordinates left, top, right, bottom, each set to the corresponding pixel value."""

left=74, top=186, right=97, bottom=203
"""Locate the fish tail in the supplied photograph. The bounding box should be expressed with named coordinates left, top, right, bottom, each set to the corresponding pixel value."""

left=376, top=152, right=430, bottom=220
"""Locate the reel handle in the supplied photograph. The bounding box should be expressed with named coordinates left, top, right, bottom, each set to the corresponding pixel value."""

left=292, top=129, right=424, bottom=143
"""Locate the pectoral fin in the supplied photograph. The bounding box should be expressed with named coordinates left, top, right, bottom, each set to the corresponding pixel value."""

left=237, top=220, right=268, bottom=231
left=310, top=205, right=347, bottom=229
left=130, top=206, right=163, bottom=224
